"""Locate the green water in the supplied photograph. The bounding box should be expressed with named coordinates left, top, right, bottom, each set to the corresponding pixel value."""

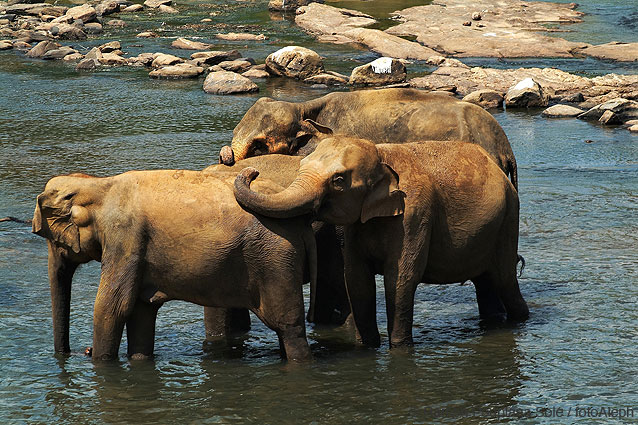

left=0, top=1, right=636, bottom=423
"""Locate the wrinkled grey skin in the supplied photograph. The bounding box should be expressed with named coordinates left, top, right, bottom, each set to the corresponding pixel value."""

left=32, top=169, right=315, bottom=362
left=224, top=88, right=518, bottom=189
left=234, top=138, right=529, bottom=348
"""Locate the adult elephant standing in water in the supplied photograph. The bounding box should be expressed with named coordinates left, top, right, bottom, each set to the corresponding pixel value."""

left=220, top=88, right=518, bottom=190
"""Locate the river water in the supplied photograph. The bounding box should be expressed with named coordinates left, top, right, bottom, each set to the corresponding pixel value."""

left=0, top=0, right=636, bottom=423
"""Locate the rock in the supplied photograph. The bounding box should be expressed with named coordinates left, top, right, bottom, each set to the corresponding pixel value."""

left=578, top=98, right=638, bottom=122
left=625, top=120, right=638, bottom=126
left=84, top=47, right=103, bottom=61
left=561, top=92, right=585, bottom=103
left=190, top=50, right=241, bottom=66
left=0, top=40, right=12, bottom=50
left=149, top=63, right=204, bottom=78
left=201, top=18, right=212, bottom=23
left=505, top=78, right=549, bottom=108
left=13, top=41, right=32, bottom=51
left=541, top=104, right=584, bottom=118
left=265, top=46, right=324, bottom=80
left=268, top=0, right=314, bottom=11
left=6, top=3, right=60, bottom=17
left=26, top=39, right=60, bottom=57
left=387, top=0, right=589, bottom=59
left=242, top=68, right=270, bottom=78
left=98, top=52, right=127, bottom=65
left=217, top=59, right=253, bottom=73
left=42, top=45, right=77, bottom=59
left=158, top=5, right=177, bottom=13
left=52, top=23, right=86, bottom=40
left=171, top=37, right=211, bottom=50
left=203, top=71, right=259, bottom=95
left=580, top=42, right=638, bottom=62
left=151, top=53, right=183, bottom=67
left=122, top=4, right=143, bottom=13
left=98, top=41, right=121, bottom=53
left=462, top=89, right=504, bottom=109
left=471, top=12, right=482, bottom=20
left=349, top=57, right=406, bottom=86
left=106, top=19, right=126, bottom=27
left=215, top=32, right=266, bottom=41
left=127, top=52, right=154, bottom=66
left=628, top=125, right=638, bottom=133
left=95, top=1, right=120, bottom=17
left=84, top=22, right=103, bottom=34
left=144, top=0, right=171, bottom=8
left=462, top=21, right=471, bottom=26
left=136, top=31, right=157, bottom=38
left=65, top=4, right=96, bottom=24
left=63, top=52, right=83, bottom=61
left=304, top=71, right=348, bottom=86
left=76, top=58, right=98, bottom=70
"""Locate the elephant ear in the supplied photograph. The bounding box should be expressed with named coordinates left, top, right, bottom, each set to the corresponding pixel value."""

left=33, top=194, right=81, bottom=253
left=360, top=163, right=406, bottom=224
left=292, top=119, right=334, bottom=154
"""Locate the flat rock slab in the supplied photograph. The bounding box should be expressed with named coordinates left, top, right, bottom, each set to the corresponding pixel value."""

left=387, top=0, right=589, bottom=58
left=172, top=37, right=211, bottom=50
left=580, top=42, right=638, bottom=62
left=149, top=63, right=204, bottom=78
left=216, top=33, right=266, bottom=41
left=152, top=53, right=184, bottom=67
left=203, top=71, right=259, bottom=95
left=541, top=104, right=584, bottom=118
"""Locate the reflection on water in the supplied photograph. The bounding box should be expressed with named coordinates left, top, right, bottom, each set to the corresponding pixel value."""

left=0, top=0, right=637, bottom=423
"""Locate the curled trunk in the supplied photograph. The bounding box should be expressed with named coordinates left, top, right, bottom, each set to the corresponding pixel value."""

left=233, top=167, right=320, bottom=219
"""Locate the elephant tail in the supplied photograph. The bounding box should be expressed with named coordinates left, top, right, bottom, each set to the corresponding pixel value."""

left=303, top=224, right=318, bottom=323
left=509, top=158, right=518, bottom=192
left=517, top=254, right=525, bottom=277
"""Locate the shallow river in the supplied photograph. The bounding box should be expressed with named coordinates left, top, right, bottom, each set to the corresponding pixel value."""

left=0, top=0, right=636, bottom=423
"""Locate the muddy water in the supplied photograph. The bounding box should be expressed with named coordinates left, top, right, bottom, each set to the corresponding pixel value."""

left=0, top=0, right=636, bottom=423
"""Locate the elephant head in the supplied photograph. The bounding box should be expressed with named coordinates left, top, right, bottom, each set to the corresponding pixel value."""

left=233, top=137, right=406, bottom=225
left=32, top=174, right=104, bottom=353
left=220, top=97, right=332, bottom=165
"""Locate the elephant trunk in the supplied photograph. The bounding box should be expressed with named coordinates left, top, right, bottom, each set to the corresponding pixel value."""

left=234, top=167, right=321, bottom=219
left=47, top=242, right=78, bottom=354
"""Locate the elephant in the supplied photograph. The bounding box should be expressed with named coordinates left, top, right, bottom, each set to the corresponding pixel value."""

left=32, top=169, right=316, bottom=361
left=221, top=88, right=518, bottom=189
left=234, top=137, right=529, bottom=348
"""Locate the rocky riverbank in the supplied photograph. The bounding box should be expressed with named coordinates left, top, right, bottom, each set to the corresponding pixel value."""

left=1, top=0, right=636, bottom=133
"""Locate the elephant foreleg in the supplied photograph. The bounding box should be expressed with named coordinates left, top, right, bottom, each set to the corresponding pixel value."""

left=126, top=300, right=160, bottom=360
left=344, top=244, right=380, bottom=347
left=383, top=267, right=419, bottom=348
left=92, top=253, right=141, bottom=361
left=204, top=307, right=251, bottom=340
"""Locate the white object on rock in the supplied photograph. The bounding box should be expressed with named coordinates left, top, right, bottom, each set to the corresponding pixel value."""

left=370, top=57, right=393, bottom=74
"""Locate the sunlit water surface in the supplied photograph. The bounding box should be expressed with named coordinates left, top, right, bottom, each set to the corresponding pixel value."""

left=0, top=0, right=636, bottom=423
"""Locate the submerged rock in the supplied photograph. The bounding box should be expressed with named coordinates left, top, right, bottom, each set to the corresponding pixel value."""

left=506, top=78, right=549, bottom=108
left=172, top=37, right=211, bottom=50
left=265, top=45, right=324, bottom=80
left=149, top=63, right=204, bottom=79
left=203, top=71, right=259, bottom=95
left=541, top=104, right=584, bottom=118
left=349, top=57, right=406, bottom=86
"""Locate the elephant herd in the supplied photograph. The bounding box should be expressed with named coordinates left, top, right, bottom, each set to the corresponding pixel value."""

left=32, top=88, right=529, bottom=361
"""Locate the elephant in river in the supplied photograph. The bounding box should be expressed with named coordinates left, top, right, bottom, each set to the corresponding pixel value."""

left=202, top=156, right=350, bottom=328
left=221, top=88, right=518, bottom=190
left=32, top=169, right=315, bottom=361
left=234, top=137, right=529, bottom=348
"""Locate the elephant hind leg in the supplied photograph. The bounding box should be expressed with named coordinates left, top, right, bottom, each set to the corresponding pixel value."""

left=126, top=300, right=160, bottom=360
left=204, top=307, right=251, bottom=341
left=472, top=274, right=507, bottom=322
left=480, top=267, right=529, bottom=323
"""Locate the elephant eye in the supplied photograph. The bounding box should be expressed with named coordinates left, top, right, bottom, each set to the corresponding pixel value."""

left=331, top=175, right=346, bottom=190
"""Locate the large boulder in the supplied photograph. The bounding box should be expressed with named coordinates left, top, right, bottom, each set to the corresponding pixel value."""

left=505, top=78, right=549, bottom=108
left=172, top=37, right=211, bottom=50
left=577, top=98, right=638, bottom=124
left=64, top=4, right=96, bottom=23
left=349, top=57, right=406, bottom=86
left=541, top=104, right=584, bottom=118
left=149, top=63, right=205, bottom=79
left=462, top=89, right=504, bottom=109
left=203, top=71, right=259, bottom=95
left=265, top=46, right=324, bottom=80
